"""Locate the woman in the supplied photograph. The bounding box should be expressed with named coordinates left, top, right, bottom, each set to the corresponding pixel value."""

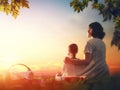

left=65, top=22, right=110, bottom=81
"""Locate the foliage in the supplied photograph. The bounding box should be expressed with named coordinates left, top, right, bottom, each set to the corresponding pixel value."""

left=70, top=0, right=120, bottom=50
left=0, top=0, right=29, bottom=18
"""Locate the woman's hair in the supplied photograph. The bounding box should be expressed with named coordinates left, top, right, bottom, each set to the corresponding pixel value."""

left=69, top=43, right=78, bottom=54
left=89, top=22, right=105, bottom=39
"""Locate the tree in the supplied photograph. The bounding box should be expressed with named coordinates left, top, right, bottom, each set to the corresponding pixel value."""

left=0, top=0, right=29, bottom=18
left=70, top=0, right=120, bottom=50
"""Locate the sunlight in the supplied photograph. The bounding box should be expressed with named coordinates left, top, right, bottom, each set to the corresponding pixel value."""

left=0, top=0, right=119, bottom=78
left=0, top=55, right=20, bottom=71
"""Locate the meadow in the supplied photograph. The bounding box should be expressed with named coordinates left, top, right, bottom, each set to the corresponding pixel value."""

left=0, top=74, right=120, bottom=90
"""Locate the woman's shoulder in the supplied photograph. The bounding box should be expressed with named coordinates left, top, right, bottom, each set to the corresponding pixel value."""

left=87, top=38, right=104, bottom=44
left=87, top=38, right=105, bottom=51
left=88, top=38, right=98, bottom=42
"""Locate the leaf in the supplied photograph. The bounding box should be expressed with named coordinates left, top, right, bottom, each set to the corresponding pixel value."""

left=70, top=1, right=74, bottom=7
left=94, top=0, right=98, bottom=3
left=111, top=27, right=120, bottom=50
left=21, top=0, right=29, bottom=8
left=0, top=0, right=29, bottom=18
left=12, top=10, right=19, bottom=19
left=0, top=5, right=5, bottom=12
left=70, top=0, right=120, bottom=50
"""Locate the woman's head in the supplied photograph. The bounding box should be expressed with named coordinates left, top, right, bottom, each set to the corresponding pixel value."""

left=88, top=22, right=105, bottom=39
left=68, top=43, right=78, bottom=55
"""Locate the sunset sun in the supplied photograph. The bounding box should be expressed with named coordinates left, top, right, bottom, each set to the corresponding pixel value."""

left=0, top=56, right=20, bottom=71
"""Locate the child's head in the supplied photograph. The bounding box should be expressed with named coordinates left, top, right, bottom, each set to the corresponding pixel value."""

left=68, top=43, right=78, bottom=55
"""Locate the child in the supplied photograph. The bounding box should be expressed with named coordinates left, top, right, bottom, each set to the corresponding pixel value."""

left=62, top=43, right=80, bottom=77
left=55, top=43, right=80, bottom=81
left=55, top=43, right=87, bottom=81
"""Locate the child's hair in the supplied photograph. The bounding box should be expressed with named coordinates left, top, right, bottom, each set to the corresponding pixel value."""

left=68, top=43, right=78, bottom=54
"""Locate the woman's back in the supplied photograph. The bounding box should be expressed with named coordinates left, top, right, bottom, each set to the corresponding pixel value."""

left=87, top=38, right=106, bottom=64
left=83, top=38, right=109, bottom=80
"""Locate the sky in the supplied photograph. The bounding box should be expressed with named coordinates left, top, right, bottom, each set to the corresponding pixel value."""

left=0, top=0, right=120, bottom=75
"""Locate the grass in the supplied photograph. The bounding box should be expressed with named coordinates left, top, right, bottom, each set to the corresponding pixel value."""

left=0, top=74, right=120, bottom=90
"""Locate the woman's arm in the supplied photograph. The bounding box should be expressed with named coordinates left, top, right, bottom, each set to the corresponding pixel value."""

left=62, top=63, right=65, bottom=73
left=64, top=53, right=92, bottom=65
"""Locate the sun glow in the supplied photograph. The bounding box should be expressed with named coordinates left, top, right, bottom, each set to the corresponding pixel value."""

left=0, top=0, right=119, bottom=76
left=0, top=55, right=20, bottom=71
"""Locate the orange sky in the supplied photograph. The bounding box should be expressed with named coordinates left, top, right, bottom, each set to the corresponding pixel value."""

left=0, top=0, right=120, bottom=75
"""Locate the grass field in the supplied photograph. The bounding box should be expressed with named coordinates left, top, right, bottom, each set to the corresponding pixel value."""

left=0, top=74, right=120, bottom=90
